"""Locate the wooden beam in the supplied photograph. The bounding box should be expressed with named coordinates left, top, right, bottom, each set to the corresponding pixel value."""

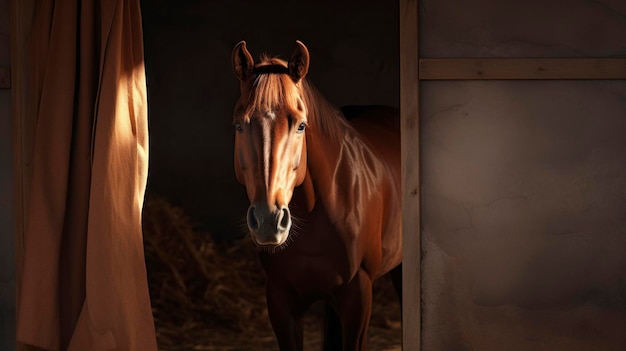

left=400, top=0, right=421, bottom=350
left=419, top=58, right=626, bottom=80
left=0, top=66, right=9, bottom=88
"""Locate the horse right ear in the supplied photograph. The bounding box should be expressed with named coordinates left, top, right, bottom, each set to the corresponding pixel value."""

left=233, top=41, right=254, bottom=81
left=288, top=41, right=310, bottom=83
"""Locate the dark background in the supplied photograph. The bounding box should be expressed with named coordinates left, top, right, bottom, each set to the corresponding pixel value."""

left=140, top=0, right=400, bottom=239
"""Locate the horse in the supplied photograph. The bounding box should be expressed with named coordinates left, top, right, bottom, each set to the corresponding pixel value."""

left=230, top=40, right=402, bottom=351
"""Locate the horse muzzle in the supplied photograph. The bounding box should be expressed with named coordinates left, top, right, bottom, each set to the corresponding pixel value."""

left=246, top=203, right=292, bottom=246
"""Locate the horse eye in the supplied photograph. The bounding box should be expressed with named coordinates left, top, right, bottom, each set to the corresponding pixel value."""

left=296, top=122, right=306, bottom=133
left=234, top=121, right=243, bottom=132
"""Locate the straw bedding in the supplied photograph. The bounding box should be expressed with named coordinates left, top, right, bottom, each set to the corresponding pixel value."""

left=142, top=195, right=401, bottom=350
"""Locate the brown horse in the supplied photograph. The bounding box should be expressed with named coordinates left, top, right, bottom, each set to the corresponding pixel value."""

left=231, top=40, right=402, bottom=351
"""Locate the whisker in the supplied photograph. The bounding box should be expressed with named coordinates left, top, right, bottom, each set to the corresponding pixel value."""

left=235, top=216, right=252, bottom=240
left=289, top=205, right=306, bottom=236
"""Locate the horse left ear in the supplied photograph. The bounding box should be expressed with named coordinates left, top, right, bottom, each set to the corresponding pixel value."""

left=288, top=40, right=310, bottom=83
left=233, top=41, right=255, bottom=81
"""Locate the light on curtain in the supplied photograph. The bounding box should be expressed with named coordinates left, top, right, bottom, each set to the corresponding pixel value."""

left=16, top=0, right=157, bottom=350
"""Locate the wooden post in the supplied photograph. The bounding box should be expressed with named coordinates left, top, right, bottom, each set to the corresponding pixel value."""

left=400, top=0, right=420, bottom=349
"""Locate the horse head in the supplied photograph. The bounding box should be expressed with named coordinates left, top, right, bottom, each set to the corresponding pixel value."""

left=231, top=40, right=311, bottom=248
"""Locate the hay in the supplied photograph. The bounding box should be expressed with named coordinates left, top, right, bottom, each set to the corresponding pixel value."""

left=143, top=195, right=274, bottom=350
left=142, top=195, right=401, bottom=350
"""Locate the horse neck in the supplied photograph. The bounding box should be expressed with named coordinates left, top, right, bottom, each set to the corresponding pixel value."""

left=302, top=84, right=361, bottom=214
left=306, top=112, right=346, bottom=186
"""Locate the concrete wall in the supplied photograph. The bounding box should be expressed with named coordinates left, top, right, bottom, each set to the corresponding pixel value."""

left=420, top=0, right=626, bottom=349
left=0, top=0, right=15, bottom=349
left=140, top=0, right=399, bottom=238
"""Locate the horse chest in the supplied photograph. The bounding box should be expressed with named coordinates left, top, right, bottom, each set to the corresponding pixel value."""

left=261, top=254, right=346, bottom=296
left=260, top=225, right=354, bottom=295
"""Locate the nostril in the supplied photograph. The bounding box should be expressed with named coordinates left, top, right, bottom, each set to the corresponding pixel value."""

left=277, top=206, right=291, bottom=232
left=247, top=206, right=259, bottom=230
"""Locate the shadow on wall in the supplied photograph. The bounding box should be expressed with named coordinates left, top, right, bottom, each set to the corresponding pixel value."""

left=140, top=0, right=399, bottom=239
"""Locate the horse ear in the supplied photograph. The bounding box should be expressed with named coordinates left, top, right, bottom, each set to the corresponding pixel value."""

left=288, top=40, right=310, bottom=83
left=233, top=41, right=254, bottom=81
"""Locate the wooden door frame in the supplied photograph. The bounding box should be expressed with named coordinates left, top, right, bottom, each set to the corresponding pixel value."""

left=400, top=0, right=421, bottom=349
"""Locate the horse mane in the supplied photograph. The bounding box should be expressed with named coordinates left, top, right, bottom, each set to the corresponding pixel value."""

left=249, top=55, right=348, bottom=145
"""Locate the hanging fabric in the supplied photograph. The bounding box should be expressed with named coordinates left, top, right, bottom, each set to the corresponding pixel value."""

left=17, top=1, right=157, bottom=350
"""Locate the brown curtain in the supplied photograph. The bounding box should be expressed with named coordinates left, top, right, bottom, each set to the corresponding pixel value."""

left=16, top=0, right=157, bottom=350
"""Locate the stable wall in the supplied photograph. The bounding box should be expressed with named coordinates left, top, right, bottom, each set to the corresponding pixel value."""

left=140, top=0, right=399, bottom=237
left=419, top=0, right=626, bottom=349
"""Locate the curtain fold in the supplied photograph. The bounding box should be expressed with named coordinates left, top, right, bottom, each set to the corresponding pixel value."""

left=16, top=1, right=157, bottom=350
